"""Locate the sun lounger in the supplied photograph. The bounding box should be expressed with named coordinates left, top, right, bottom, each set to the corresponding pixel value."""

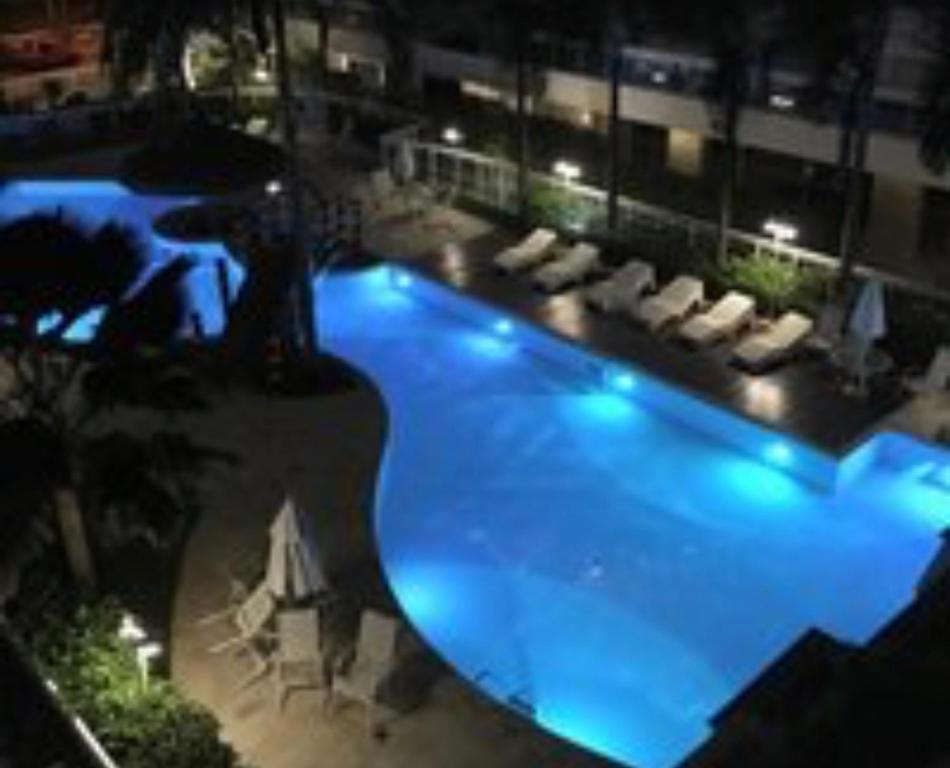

left=904, top=346, right=950, bottom=396
left=494, top=228, right=558, bottom=273
left=635, top=275, right=704, bottom=331
left=678, top=291, right=756, bottom=346
left=532, top=242, right=600, bottom=292
left=732, top=311, right=815, bottom=371
left=584, top=259, right=656, bottom=313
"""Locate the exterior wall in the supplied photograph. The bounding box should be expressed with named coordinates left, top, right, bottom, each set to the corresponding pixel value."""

left=866, top=176, right=924, bottom=267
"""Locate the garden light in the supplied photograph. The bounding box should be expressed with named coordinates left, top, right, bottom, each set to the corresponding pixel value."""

left=136, top=642, right=163, bottom=687
left=266, top=179, right=283, bottom=197
left=118, top=614, right=147, bottom=643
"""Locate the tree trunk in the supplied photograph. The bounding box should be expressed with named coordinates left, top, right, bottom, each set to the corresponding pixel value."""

left=607, top=50, right=622, bottom=235
left=272, top=0, right=317, bottom=356
left=55, top=487, right=96, bottom=591
left=515, top=27, right=530, bottom=225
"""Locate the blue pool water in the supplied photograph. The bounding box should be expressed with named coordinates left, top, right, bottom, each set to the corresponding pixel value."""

left=5, top=182, right=950, bottom=767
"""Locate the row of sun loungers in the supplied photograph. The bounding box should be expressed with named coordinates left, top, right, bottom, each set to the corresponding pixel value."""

left=492, top=229, right=950, bottom=385
left=492, top=228, right=819, bottom=372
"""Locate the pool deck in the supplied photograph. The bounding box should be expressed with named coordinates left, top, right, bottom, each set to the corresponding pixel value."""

left=377, top=227, right=900, bottom=458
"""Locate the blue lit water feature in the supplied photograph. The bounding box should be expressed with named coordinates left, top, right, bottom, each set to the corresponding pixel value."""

left=5, top=182, right=950, bottom=767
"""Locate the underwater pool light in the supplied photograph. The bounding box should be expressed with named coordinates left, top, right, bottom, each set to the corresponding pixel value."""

left=610, top=371, right=637, bottom=393
left=764, top=441, right=793, bottom=467
left=493, top=318, right=514, bottom=337
left=390, top=267, right=413, bottom=290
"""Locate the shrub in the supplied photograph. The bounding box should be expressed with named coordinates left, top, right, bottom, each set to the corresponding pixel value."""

left=528, top=181, right=599, bottom=233
left=722, top=250, right=830, bottom=315
left=30, top=599, right=245, bottom=768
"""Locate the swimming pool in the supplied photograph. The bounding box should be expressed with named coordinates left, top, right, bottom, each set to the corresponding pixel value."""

left=5, top=182, right=950, bottom=768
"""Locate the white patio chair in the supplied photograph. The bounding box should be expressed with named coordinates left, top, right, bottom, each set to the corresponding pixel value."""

left=273, top=607, right=327, bottom=710
left=203, top=579, right=276, bottom=656
left=678, top=291, right=756, bottom=346
left=905, top=346, right=950, bottom=396
left=327, top=609, right=398, bottom=718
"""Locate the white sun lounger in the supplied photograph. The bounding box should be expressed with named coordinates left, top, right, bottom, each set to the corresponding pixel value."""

left=494, top=228, right=558, bottom=273
left=636, top=275, right=704, bottom=331
left=532, top=242, right=600, bottom=292
left=733, top=311, right=815, bottom=371
left=327, top=609, right=399, bottom=717
left=678, top=291, right=756, bottom=346
left=584, top=259, right=656, bottom=313
left=904, top=346, right=950, bottom=396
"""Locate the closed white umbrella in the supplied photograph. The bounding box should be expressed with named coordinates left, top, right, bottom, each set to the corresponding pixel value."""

left=849, top=280, right=887, bottom=343
left=266, top=497, right=329, bottom=602
left=847, top=280, right=887, bottom=394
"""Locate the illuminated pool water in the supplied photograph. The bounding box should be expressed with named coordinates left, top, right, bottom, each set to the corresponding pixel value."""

left=5, top=182, right=950, bottom=768
left=320, top=268, right=950, bottom=767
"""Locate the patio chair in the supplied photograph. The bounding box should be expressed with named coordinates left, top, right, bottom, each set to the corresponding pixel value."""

left=532, top=242, right=601, bottom=292
left=678, top=291, right=756, bottom=347
left=273, top=607, right=327, bottom=710
left=327, top=609, right=399, bottom=717
left=904, top=346, right=950, bottom=396
left=203, top=579, right=276, bottom=656
left=732, top=311, right=815, bottom=372
left=635, top=275, right=704, bottom=332
left=584, top=259, right=656, bottom=313
left=494, top=228, right=558, bottom=273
